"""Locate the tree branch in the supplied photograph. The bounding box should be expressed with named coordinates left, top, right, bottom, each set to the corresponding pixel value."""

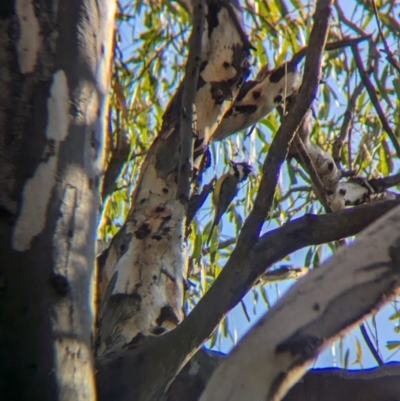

left=96, top=198, right=400, bottom=401
left=293, top=135, right=332, bottom=211
left=333, top=81, right=364, bottom=168
left=291, top=34, right=371, bottom=65
left=177, top=0, right=205, bottom=205
left=166, top=349, right=400, bottom=401
left=351, top=44, right=400, bottom=158
left=369, top=172, right=400, bottom=192
left=371, top=0, right=400, bottom=74
left=283, top=364, right=400, bottom=401
left=201, top=203, right=400, bottom=401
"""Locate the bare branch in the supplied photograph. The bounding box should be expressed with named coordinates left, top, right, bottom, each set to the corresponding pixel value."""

left=293, top=135, right=332, bottom=211
left=369, top=172, right=400, bottom=192
left=351, top=44, right=400, bottom=158
left=291, top=34, right=371, bottom=65
left=335, top=3, right=367, bottom=36
left=371, top=0, right=400, bottom=74
left=333, top=81, right=364, bottom=168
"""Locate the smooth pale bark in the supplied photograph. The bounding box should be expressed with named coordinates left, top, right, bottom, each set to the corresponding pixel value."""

left=96, top=0, right=252, bottom=354
left=0, top=1, right=115, bottom=399
left=200, top=204, right=400, bottom=401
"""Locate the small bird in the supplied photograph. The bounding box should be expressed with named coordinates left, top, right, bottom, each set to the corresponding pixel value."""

left=206, top=160, right=252, bottom=244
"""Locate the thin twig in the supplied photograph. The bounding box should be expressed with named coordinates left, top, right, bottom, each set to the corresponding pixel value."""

left=291, top=34, right=371, bottom=65
left=202, top=238, right=236, bottom=256
left=280, top=185, right=312, bottom=202
left=335, top=3, right=366, bottom=37
left=369, top=172, right=400, bottom=192
left=371, top=0, right=400, bottom=74
left=360, top=323, right=384, bottom=366
left=177, top=0, right=205, bottom=205
left=333, top=81, right=365, bottom=168
left=351, top=44, right=400, bottom=159
left=294, top=135, right=332, bottom=212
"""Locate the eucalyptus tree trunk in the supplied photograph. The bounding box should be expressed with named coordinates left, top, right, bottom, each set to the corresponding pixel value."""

left=0, top=1, right=115, bottom=399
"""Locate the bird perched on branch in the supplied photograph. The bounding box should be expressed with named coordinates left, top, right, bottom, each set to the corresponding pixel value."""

left=206, top=160, right=252, bottom=244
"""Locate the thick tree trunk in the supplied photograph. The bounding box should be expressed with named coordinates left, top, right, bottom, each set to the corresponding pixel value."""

left=0, top=1, right=115, bottom=399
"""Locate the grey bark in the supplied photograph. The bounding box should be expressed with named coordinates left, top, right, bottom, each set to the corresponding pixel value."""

left=0, top=1, right=115, bottom=399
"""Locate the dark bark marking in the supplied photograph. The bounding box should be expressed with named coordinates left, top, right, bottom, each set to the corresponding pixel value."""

left=199, top=60, right=207, bottom=73
left=237, top=80, right=258, bottom=101
left=135, top=223, right=151, bottom=239
left=152, top=235, right=162, bottom=241
left=49, top=273, right=70, bottom=297
left=389, top=244, right=400, bottom=267
left=156, top=305, right=180, bottom=327
left=328, top=162, right=334, bottom=171
left=269, top=62, right=296, bottom=83
left=252, top=91, right=261, bottom=100
left=125, top=332, right=144, bottom=349
left=274, top=94, right=283, bottom=104
left=207, top=2, right=222, bottom=39
left=197, top=75, right=206, bottom=90
left=234, top=104, right=257, bottom=114
left=276, top=334, right=323, bottom=358
left=151, top=327, right=166, bottom=335
left=210, top=81, right=233, bottom=105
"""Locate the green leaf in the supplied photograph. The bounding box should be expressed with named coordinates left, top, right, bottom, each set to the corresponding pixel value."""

left=386, top=341, right=400, bottom=350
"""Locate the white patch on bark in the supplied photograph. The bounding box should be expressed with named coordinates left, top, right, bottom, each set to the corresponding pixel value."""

left=99, top=161, right=188, bottom=353
left=12, top=70, right=69, bottom=251
left=16, top=0, right=41, bottom=74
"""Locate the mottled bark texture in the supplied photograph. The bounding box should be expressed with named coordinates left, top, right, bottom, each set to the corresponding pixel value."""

left=96, top=0, right=255, bottom=355
left=0, top=1, right=115, bottom=400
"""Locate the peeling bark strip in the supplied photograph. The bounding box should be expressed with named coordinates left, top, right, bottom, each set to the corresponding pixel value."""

left=200, top=204, right=400, bottom=401
left=0, top=1, right=116, bottom=400
left=97, top=0, right=254, bottom=355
